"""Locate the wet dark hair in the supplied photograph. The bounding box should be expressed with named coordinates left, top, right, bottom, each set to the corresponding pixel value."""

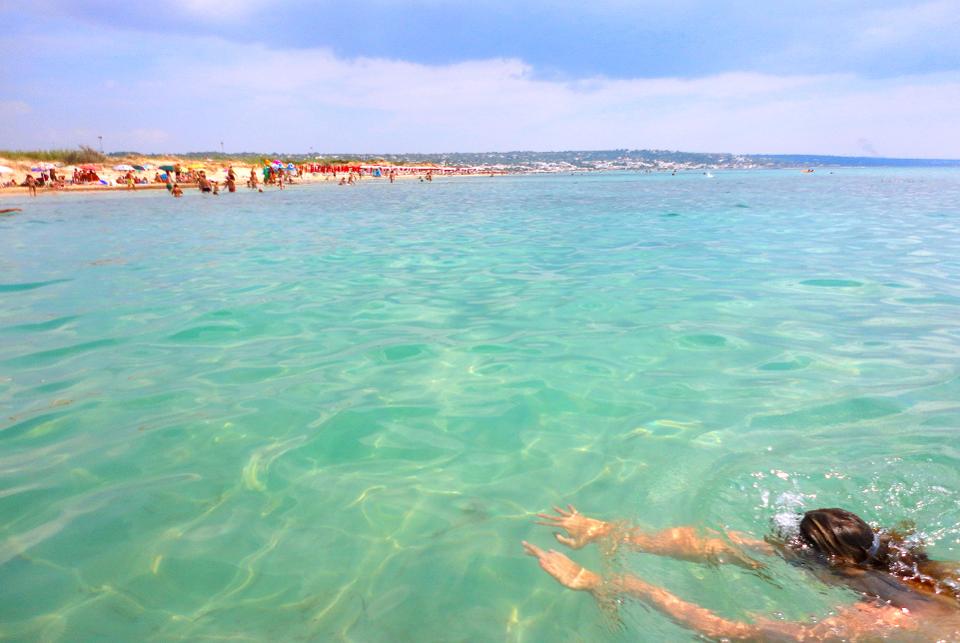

left=798, top=508, right=877, bottom=565
left=791, top=508, right=960, bottom=604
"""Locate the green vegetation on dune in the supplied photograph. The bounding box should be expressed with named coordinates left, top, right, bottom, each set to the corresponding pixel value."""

left=0, top=146, right=107, bottom=164
left=0, top=148, right=401, bottom=169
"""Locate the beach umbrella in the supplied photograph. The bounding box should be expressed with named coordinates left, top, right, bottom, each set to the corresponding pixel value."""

left=158, top=164, right=176, bottom=172
left=113, top=164, right=135, bottom=171
left=79, top=164, right=99, bottom=171
left=132, top=165, right=146, bottom=171
left=0, top=165, right=15, bottom=174
left=36, top=161, right=57, bottom=170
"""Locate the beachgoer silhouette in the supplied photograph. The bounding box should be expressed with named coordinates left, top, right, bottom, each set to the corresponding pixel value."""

left=524, top=506, right=960, bottom=640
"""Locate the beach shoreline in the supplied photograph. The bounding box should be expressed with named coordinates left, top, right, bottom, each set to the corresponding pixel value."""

left=0, top=154, right=505, bottom=200
left=0, top=172, right=498, bottom=200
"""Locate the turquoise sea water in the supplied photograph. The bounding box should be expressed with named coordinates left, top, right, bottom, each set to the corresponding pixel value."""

left=2, top=170, right=960, bottom=641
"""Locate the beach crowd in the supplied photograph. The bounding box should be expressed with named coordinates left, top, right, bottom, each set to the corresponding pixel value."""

left=1, top=159, right=495, bottom=198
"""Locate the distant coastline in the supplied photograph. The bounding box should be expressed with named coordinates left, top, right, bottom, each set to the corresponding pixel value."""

left=363, top=149, right=960, bottom=172
left=2, top=147, right=960, bottom=200
left=5, top=147, right=960, bottom=172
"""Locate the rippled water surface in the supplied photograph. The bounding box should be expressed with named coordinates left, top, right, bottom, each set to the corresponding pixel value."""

left=2, top=171, right=960, bottom=640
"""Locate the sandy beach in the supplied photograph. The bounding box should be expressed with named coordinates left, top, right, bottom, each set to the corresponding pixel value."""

left=0, top=155, right=501, bottom=199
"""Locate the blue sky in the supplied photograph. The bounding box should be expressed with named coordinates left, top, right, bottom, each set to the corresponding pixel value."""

left=2, top=0, right=959, bottom=156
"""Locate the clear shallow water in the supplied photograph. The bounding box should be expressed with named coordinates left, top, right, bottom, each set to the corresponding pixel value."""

left=1, top=170, right=960, bottom=641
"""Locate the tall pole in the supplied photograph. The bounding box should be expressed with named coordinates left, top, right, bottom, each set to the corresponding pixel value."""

left=220, top=141, right=224, bottom=155
left=98, top=136, right=103, bottom=153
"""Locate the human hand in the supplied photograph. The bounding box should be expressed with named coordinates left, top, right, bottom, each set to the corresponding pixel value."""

left=522, top=541, right=601, bottom=591
left=536, top=505, right=612, bottom=549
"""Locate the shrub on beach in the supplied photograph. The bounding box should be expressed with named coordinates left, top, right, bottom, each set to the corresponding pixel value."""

left=0, top=146, right=108, bottom=164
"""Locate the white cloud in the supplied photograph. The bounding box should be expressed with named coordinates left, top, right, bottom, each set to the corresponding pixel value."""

left=173, top=0, right=262, bottom=21
left=139, top=43, right=957, bottom=156
left=3, top=32, right=959, bottom=156
left=857, top=0, right=960, bottom=49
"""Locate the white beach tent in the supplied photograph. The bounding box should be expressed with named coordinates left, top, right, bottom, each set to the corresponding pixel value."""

left=113, top=164, right=136, bottom=171
left=0, top=165, right=14, bottom=174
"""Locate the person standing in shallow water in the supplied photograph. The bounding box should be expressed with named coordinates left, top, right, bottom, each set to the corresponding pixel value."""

left=524, top=506, right=960, bottom=640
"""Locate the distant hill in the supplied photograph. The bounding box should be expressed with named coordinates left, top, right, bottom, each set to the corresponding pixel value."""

left=400, top=149, right=960, bottom=169
left=282, top=149, right=960, bottom=169
left=750, top=153, right=960, bottom=168
left=290, top=149, right=960, bottom=169
left=8, top=147, right=957, bottom=171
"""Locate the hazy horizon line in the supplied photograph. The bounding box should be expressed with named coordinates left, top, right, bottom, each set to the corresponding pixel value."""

left=4, top=147, right=960, bottom=163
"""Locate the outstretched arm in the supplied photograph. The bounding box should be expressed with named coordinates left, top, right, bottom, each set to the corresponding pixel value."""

left=537, top=506, right=771, bottom=569
left=523, top=541, right=757, bottom=639
left=522, top=542, right=917, bottom=642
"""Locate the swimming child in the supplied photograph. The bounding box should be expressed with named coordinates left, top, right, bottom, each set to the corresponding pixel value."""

left=524, top=506, right=960, bottom=640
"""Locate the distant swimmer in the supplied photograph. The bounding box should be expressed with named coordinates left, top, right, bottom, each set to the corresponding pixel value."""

left=0, top=208, right=22, bottom=214
left=171, top=184, right=183, bottom=198
left=524, top=505, right=960, bottom=640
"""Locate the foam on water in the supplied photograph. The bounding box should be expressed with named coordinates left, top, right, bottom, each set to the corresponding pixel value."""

left=2, top=170, right=960, bottom=640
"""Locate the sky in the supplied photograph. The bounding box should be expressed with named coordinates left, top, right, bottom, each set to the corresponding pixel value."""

left=1, top=0, right=959, bottom=156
